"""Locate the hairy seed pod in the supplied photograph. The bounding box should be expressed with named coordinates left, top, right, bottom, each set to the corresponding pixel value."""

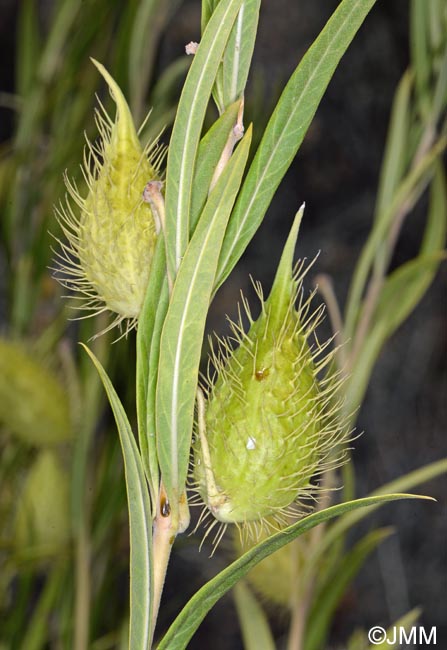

left=0, top=338, right=72, bottom=447
left=15, top=450, right=70, bottom=558
left=54, top=60, right=166, bottom=335
left=193, top=207, right=349, bottom=541
left=233, top=519, right=306, bottom=608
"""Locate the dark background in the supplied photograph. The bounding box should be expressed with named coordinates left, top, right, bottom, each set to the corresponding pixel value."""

left=1, top=0, right=445, bottom=648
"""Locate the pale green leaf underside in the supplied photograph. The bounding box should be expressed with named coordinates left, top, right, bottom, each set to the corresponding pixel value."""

left=215, top=0, right=379, bottom=291
left=82, top=345, right=153, bottom=650
left=156, top=128, right=252, bottom=506
left=157, top=494, right=429, bottom=650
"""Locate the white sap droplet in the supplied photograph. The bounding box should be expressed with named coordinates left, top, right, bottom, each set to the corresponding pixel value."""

left=246, top=436, right=256, bottom=450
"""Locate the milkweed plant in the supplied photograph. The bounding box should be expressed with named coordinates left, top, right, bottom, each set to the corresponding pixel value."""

left=52, top=0, right=446, bottom=648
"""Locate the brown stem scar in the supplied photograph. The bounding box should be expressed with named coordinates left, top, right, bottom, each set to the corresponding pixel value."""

left=160, top=496, right=171, bottom=517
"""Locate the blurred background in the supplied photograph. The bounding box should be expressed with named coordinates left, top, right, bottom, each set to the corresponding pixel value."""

left=0, top=0, right=445, bottom=648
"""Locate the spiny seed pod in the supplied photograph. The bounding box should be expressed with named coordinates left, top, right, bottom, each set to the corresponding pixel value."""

left=15, top=450, right=70, bottom=559
left=0, top=338, right=72, bottom=447
left=54, top=59, right=165, bottom=335
left=233, top=519, right=307, bottom=608
left=192, top=206, right=349, bottom=544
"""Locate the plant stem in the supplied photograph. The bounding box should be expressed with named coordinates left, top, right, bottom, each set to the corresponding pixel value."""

left=210, top=99, right=245, bottom=191
left=314, top=273, right=346, bottom=369
left=151, top=481, right=178, bottom=639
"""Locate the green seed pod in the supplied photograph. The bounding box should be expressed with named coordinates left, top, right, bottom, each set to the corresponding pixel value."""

left=193, top=207, right=348, bottom=541
left=15, top=450, right=71, bottom=558
left=0, top=338, right=72, bottom=447
left=233, top=519, right=306, bottom=608
left=54, top=60, right=165, bottom=334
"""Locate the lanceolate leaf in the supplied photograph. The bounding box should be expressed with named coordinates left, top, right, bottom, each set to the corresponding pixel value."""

left=222, top=0, right=261, bottom=108
left=215, top=0, right=379, bottom=291
left=374, top=71, right=412, bottom=225
left=128, top=0, right=162, bottom=122
left=156, top=128, right=252, bottom=509
left=82, top=345, right=153, bottom=650
left=201, top=0, right=220, bottom=31
left=164, top=0, right=243, bottom=278
left=371, top=252, right=446, bottom=336
left=136, top=236, right=168, bottom=507
left=157, top=494, right=429, bottom=650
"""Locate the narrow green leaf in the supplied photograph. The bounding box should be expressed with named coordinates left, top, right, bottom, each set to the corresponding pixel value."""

left=432, top=43, right=447, bottom=124
left=19, top=566, right=65, bottom=650
left=201, top=0, right=225, bottom=111
left=303, top=458, right=447, bottom=593
left=222, top=0, right=261, bottom=107
left=82, top=345, right=153, bottom=650
left=421, top=163, right=447, bottom=254
left=427, top=0, right=443, bottom=51
left=372, top=252, right=446, bottom=336
left=16, top=0, right=41, bottom=97
left=215, top=0, right=379, bottom=291
left=233, top=582, right=275, bottom=650
left=38, top=0, right=82, bottom=85
left=128, top=0, right=161, bottom=122
left=202, top=0, right=220, bottom=31
left=15, top=0, right=82, bottom=150
left=136, top=236, right=168, bottom=507
left=146, top=275, right=169, bottom=489
left=164, top=0, right=243, bottom=277
left=156, top=127, right=252, bottom=508
left=344, top=323, right=386, bottom=422
left=158, top=495, right=429, bottom=650
left=410, top=0, right=431, bottom=116
left=374, top=71, right=413, bottom=224
left=305, top=528, right=393, bottom=650
left=190, top=101, right=241, bottom=234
